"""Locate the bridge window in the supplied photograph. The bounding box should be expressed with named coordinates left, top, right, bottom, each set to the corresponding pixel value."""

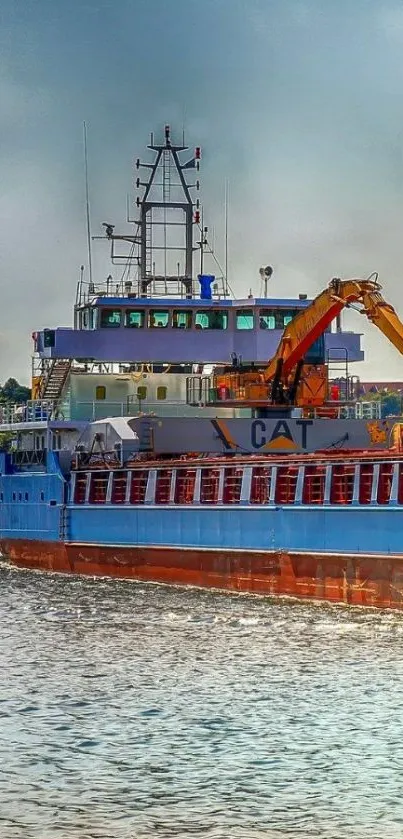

left=236, top=309, right=254, bottom=330
left=149, top=310, right=169, bottom=328
left=173, top=310, right=192, bottom=329
left=100, top=308, right=122, bottom=328
left=126, top=310, right=145, bottom=328
left=259, top=309, right=276, bottom=329
left=195, top=310, right=228, bottom=330
left=259, top=309, right=299, bottom=330
left=95, top=386, right=106, bottom=400
left=157, top=386, right=167, bottom=401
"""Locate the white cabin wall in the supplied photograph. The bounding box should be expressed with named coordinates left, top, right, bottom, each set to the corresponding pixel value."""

left=68, top=372, right=249, bottom=420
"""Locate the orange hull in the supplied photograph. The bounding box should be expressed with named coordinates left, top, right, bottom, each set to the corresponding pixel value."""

left=2, top=539, right=403, bottom=609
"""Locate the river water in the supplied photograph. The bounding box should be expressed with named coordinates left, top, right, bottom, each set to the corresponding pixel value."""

left=1, top=562, right=403, bottom=839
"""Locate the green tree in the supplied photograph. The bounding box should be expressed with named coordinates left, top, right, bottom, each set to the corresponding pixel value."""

left=0, top=378, right=30, bottom=404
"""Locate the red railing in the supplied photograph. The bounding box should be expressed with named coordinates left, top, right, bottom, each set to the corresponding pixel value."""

left=155, top=470, right=172, bottom=504
left=111, top=471, right=127, bottom=504
left=72, top=458, right=402, bottom=507
left=223, top=467, right=243, bottom=504
left=377, top=463, right=394, bottom=505
left=200, top=469, right=221, bottom=503
left=89, top=472, right=108, bottom=504
left=275, top=466, right=299, bottom=505
left=130, top=470, right=148, bottom=504
left=74, top=474, right=87, bottom=504
left=359, top=464, right=373, bottom=504
left=330, top=465, right=355, bottom=505
left=175, top=469, right=197, bottom=504
left=303, top=465, right=326, bottom=505
left=250, top=467, right=271, bottom=504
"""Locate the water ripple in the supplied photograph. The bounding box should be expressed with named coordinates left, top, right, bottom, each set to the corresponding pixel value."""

left=1, top=561, right=403, bottom=837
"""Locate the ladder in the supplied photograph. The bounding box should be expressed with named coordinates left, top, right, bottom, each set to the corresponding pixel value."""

left=42, top=359, right=71, bottom=401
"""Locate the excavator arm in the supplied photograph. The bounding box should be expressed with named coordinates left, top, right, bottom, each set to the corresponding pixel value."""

left=209, top=275, right=403, bottom=409
left=263, top=276, right=403, bottom=382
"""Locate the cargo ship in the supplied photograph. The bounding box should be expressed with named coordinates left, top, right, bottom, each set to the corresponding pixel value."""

left=2, top=125, right=403, bottom=609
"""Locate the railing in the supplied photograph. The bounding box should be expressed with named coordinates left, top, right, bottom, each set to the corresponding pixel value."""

left=74, top=399, right=233, bottom=421
left=186, top=376, right=384, bottom=419
left=12, top=449, right=46, bottom=467
left=0, top=400, right=65, bottom=425
left=71, top=458, right=403, bottom=507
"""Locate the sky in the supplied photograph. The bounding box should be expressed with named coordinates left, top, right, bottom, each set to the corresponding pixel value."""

left=1, top=0, right=403, bottom=382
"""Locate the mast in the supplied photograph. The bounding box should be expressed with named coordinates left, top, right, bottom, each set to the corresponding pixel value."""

left=136, top=124, right=201, bottom=298
left=98, top=126, right=226, bottom=299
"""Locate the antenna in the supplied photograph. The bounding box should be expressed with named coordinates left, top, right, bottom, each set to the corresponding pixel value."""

left=224, top=180, right=229, bottom=295
left=83, top=122, right=93, bottom=288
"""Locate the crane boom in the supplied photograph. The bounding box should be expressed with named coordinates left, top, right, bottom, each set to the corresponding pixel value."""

left=263, top=277, right=403, bottom=382
left=206, top=275, right=403, bottom=410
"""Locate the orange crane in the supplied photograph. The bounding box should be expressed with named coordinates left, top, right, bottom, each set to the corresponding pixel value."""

left=213, top=276, right=403, bottom=409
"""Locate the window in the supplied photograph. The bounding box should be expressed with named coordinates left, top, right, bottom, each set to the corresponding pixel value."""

left=18, top=493, right=22, bottom=502
left=157, top=386, right=167, bottom=401
left=52, top=433, right=62, bottom=450
left=100, top=308, right=122, bottom=328
left=259, top=309, right=276, bottom=330
left=137, top=386, right=147, bottom=401
left=173, top=310, right=192, bottom=329
left=148, top=310, right=169, bottom=328
left=195, top=310, right=228, bottom=330
left=236, top=309, right=254, bottom=330
left=259, top=309, right=300, bottom=330
left=12, top=492, right=16, bottom=501
left=24, top=492, right=28, bottom=502
left=282, top=311, right=298, bottom=327
left=126, top=310, right=145, bottom=328
left=89, top=308, right=97, bottom=329
left=0, top=493, right=3, bottom=502
left=95, top=386, right=106, bottom=401
left=82, top=309, right=89, bottom=329
left=40, top=491, right=45, bottom=502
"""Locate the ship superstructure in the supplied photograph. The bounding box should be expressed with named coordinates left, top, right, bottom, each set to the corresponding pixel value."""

left=18, top=125, right=365, bottom=428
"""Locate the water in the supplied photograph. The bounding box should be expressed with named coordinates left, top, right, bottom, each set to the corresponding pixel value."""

left=1, top=564, right=403, bottom=839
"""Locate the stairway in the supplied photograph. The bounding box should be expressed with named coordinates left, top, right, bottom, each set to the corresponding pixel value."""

left=42, top=360, right=71, bottom=401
